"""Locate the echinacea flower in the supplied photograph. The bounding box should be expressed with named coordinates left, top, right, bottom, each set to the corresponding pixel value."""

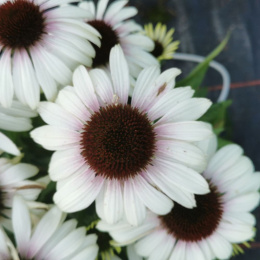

left=98, top=144, right=260, bottom=260
left=0, top=0, right=101, bottom=109
left=31, top=45, right=212, bottom=226
left=144, top=23, right=180, bottom=61
left=0, top=196, right=99, bottom=260
left=79, top=0, right=158, bottom=77
left=0, top=156, right=44, bottom=230
left=0, top=100, right=37, bottom=132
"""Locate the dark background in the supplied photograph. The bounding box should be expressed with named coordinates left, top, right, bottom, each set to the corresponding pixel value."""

left=129, top=0, right=260, bottom=259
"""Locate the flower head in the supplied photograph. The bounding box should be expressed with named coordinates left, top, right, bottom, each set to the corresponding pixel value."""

left=0, top=196, right=99, bottom=259
left=0, top=0, right=101, bottom=109
left=98, top=143, right=260, bottom=260
left=31, top=45, right=213, bottom=226
left=0, top=156, right=44, bottom=230
left=144, top=23, right=180, bottom=61
left=79, top=0, right=158, bottom=77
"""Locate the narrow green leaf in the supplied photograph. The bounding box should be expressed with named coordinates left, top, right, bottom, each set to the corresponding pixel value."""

left=176, top=31, right=231, bottom=91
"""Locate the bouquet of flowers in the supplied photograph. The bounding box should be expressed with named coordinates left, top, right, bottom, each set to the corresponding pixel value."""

left=0, top=0, right=259, bottom=259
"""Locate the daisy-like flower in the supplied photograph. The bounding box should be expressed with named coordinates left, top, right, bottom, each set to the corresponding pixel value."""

left=78, top=0, right=158, bottom=77
left=98, top=144, right=260, bottom=260
left=0, top=196, right=99, bottom=260
left=31, top=45, right=213, bottom=226
left=144, top=23, right=180, bottom=61
left=0, top=100, right=37, bottom=132
left=0, top=0, right=101, bottom=109
left=0, top=155, right=44, bottom=230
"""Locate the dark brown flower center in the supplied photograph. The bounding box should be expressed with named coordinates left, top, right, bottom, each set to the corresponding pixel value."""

left=80, top=104, right=156, bottom=180
left=160, top=183, right=223, bottom=242
left=151, top=40, right=164, bottom=58
left=87, top=20, right=119, bottom=67
left=0, top=0, right=45, bottom=48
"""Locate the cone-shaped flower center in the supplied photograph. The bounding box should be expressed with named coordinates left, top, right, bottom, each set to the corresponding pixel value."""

left=80, top=104, right=156, bottom=180
left=160, top=183, right=223, bottom=242
left=151, top=40, right=164, bottom=58
left=0, top=0, right=45, bottom=48
left=87, top=20, right=119, bottom=67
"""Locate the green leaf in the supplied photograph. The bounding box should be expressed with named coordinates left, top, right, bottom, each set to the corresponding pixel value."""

left=37, top=181, right=56, bottom=204
left=217, top=137, right=234, bottom=149
left=176, top=31, right=231, bottom=92
left=199, top=100, right=232, bottom=135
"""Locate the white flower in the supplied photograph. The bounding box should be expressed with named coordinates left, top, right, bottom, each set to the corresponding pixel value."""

left=0, top=100, right=37, bottom=132
left=0, top=157, right=44, bottom=230
left=97, top=144, right=260, bottom=260
left=0, top=196, right=99, bottom=260
left=79, top=0, right=158, bottom=77
left=0, top=0, right=101, bottom=109
left=31, top=45, right=212, bottom=226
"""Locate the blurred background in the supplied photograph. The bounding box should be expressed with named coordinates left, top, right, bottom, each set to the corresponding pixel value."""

left=129, top=0, right=260, bottom=259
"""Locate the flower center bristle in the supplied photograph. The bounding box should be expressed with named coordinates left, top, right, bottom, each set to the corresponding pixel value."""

left=151, top=40, right=164, bottom=58
left=160, top=183, right=223, bottom=242
left=87, top=20, right=119, bottom=67
left=80, top=104, right=156, bottom=180
left=0, top=0, right=45, bottom=48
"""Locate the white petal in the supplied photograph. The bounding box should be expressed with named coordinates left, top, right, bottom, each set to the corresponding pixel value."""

left=218, top=222, right=255, bottom=243
left=0, top=113, right=32, bottom=132
left=38, top=102, right=83, bottom=130
left=146, top=167, right=196, bottom=208
left=30, top=125, right=80, bottom=151
left=54, top=167, right=104, bottom=212
left=0, top=49, right=14, bottom=107
left=104, top=0, right=128, bottom=21
left=185, top=242, right=206, bottom=260
left=35, top=219, right=77, bottom=259
left=169, top=241, right=186, bottom=260
left=225, top=192, right=260, bottom=213
left=56, top=86, right=91, bottom=122
left=27, top=206, right=65, bottom=258
left=133, top=174, right=173, bottom=215
left=13, top=50, right=40, bottom=109
left=12, top=196, right=31, bottom=257
left=102, top=180, right=124, bottom=224
left=148, top=87, right=195, bottom=121
left=46, top=227, right=86, bottom=259
left=0, top=164, right=38, bottom=185
left=0, top=132, right=20, bottom=155
left=30, top=45, right=57, bottom=101
left=157, top=98, right=212, bottom=124
left=131, top=65, right=160, bottom=110
left=148, top=232, right=174, bottom=260
left=124, top=180, right=146, bottom=226
left=89, top=69, right=114, bottom=105
left=110, top=45, right=130, bottom=104
left=73, top=65, right=100, bottom=112
left=135, top=230, right=168, bottom=257
left=153, top=159, right=209, bottom=195
left=31, top=44, right=72, bottom=86
left=96, top=0, right=109, bottom=19
left=155, top=121, right=213, bottom=141
left=156, top=139, right=207, bottom=173
left=110, top=6, right=137, bottom=24
left=207, top=233, right=232, bottom=260
left=204, top=144, right=243, bottom=178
